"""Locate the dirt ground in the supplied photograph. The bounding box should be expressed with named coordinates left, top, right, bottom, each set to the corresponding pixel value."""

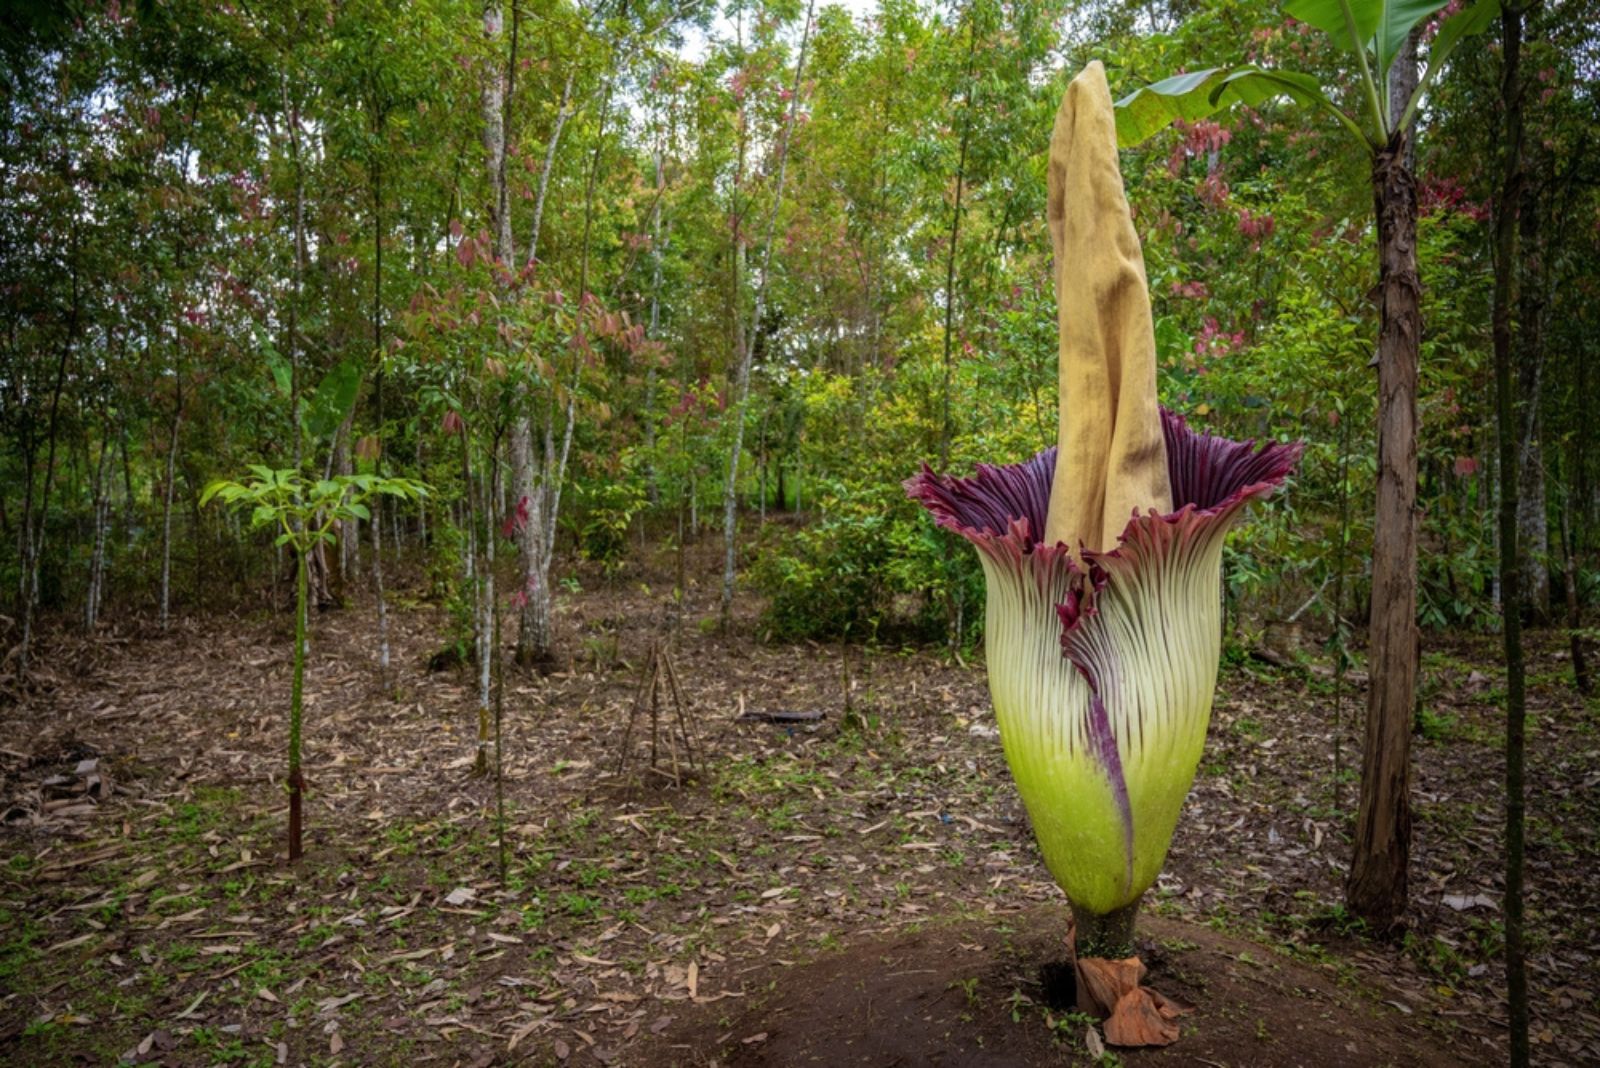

left=2, top=539, right=1596, bottom=1066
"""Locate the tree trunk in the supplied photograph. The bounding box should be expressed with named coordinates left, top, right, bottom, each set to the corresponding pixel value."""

left=372, top=216, right=391, bottom=686
left=1560, top=465, right=1590, bottom=694
left=18, top=263, right=76, bottom=675
left=289, top=548, right=308, bottom=862
left=85, top=425, right=112, bottom=631
left=159, top=396, right=182, bottom=631
left=643, top=142, right=665, bottom=507
left=1347, top=131, right=1420, bottom=932
left=1493, top=8, right=1529, bottom=1063
left=939, top=8, right=980, bottom=470
left=721, top=0, right=816, bottom=631
left=526, top=70, right=574, bottom=270
left=1514, top=177, right=1550, bottom=623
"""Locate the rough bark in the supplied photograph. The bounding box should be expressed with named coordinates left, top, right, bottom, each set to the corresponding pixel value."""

left=1347, top=132, right=1420, bottom=932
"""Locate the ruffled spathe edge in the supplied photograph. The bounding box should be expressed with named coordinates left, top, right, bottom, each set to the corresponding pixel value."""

left=1057, top=411, right=1303, bottom=669
left=905, top=409, right=1302, bottom=596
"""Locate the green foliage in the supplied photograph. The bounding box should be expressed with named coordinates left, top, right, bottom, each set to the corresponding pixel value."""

left=202, top=469, right=427, bottom=553
left=571, top=463, right=648, bottom=577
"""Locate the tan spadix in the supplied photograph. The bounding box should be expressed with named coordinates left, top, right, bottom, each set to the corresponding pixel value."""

left=1044, top=61, right=1171, bottom=558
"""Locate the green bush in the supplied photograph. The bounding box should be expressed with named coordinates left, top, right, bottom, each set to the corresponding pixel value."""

left=749, top=480, right=982, bottom=645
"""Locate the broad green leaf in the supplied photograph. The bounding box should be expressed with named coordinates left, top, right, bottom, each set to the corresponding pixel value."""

left=200, top=480, right=234, bottom=507
left=343, top=502, right=371, bottom=521
left=1283, top=0, right=1452, bottom=73
left=302, top=361, right=362, bottom=443
left=251, top=504, right=278, bottom=528
left=1114, top=68, right=1230, bottom=146
left=1114, top=66, right=1357, bottom=147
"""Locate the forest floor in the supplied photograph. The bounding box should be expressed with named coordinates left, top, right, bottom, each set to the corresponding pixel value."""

left=2, top=539, right=1597, bottom=1067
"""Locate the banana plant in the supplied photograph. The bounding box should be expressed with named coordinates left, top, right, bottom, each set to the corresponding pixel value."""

left=203, top=469, right=426, bottom=862
left=1113, top=0, right=1499, bottom=928
left=908, top=62, right=1300, bottom=970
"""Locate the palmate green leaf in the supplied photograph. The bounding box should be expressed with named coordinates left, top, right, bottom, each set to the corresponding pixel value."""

left=1282, top=0, right=1452, bottom=74
left=251, top=504, right=278, bottom=529
left=1114, top=66, right=1361, bottom=148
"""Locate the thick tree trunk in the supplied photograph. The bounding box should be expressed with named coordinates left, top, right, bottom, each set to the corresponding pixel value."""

left=1347, top=132, right=1420, bottom=932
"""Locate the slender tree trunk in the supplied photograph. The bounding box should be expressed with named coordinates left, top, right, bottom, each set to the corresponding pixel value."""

left=721, top=0, right=816, bottom=631
left=86, top=425, right=112, bottom=631
left=526, top=70, right=574, bottom=270
left=289, top=548, right=308, bottom=862
left=1347, top=130, right=1420, bottom=932
left=1514, top=178, right=1550, bottom=623
left=480, top=463, right=496, bottom=774
left=371, top=153, right=391, bottom=686
left=520, top=31, right=616, bottom=668
left=940, top=9, right=979, bottom=469
left=1560, top=460, right=1590, bottom=694
left=1493, top=8, right=1530, bottom=1063
left=643, top=142, right=666, bottom=507
left=462, top=434, right=492, bottom=777
left=159, top=390, right=182, bottom=632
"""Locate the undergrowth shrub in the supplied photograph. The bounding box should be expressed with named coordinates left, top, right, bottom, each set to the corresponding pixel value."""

left=749, top=480, right=982, bottom=645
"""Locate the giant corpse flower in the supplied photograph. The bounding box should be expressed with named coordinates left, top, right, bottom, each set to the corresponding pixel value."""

left=906, top=62, right=1300, bottom=995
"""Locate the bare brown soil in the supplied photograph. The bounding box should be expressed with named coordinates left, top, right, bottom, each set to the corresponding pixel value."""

left=0, top=538, right=1594, bottom=1066
left=668, top=910, right=1471, bottom=1068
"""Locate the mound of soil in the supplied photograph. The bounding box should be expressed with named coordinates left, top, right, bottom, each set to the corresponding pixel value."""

left=665, top=908, right=1489, bottom=1067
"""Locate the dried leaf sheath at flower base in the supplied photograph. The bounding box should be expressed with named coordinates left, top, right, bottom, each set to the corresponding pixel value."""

left=906, top=411, right=1301, bottom=916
